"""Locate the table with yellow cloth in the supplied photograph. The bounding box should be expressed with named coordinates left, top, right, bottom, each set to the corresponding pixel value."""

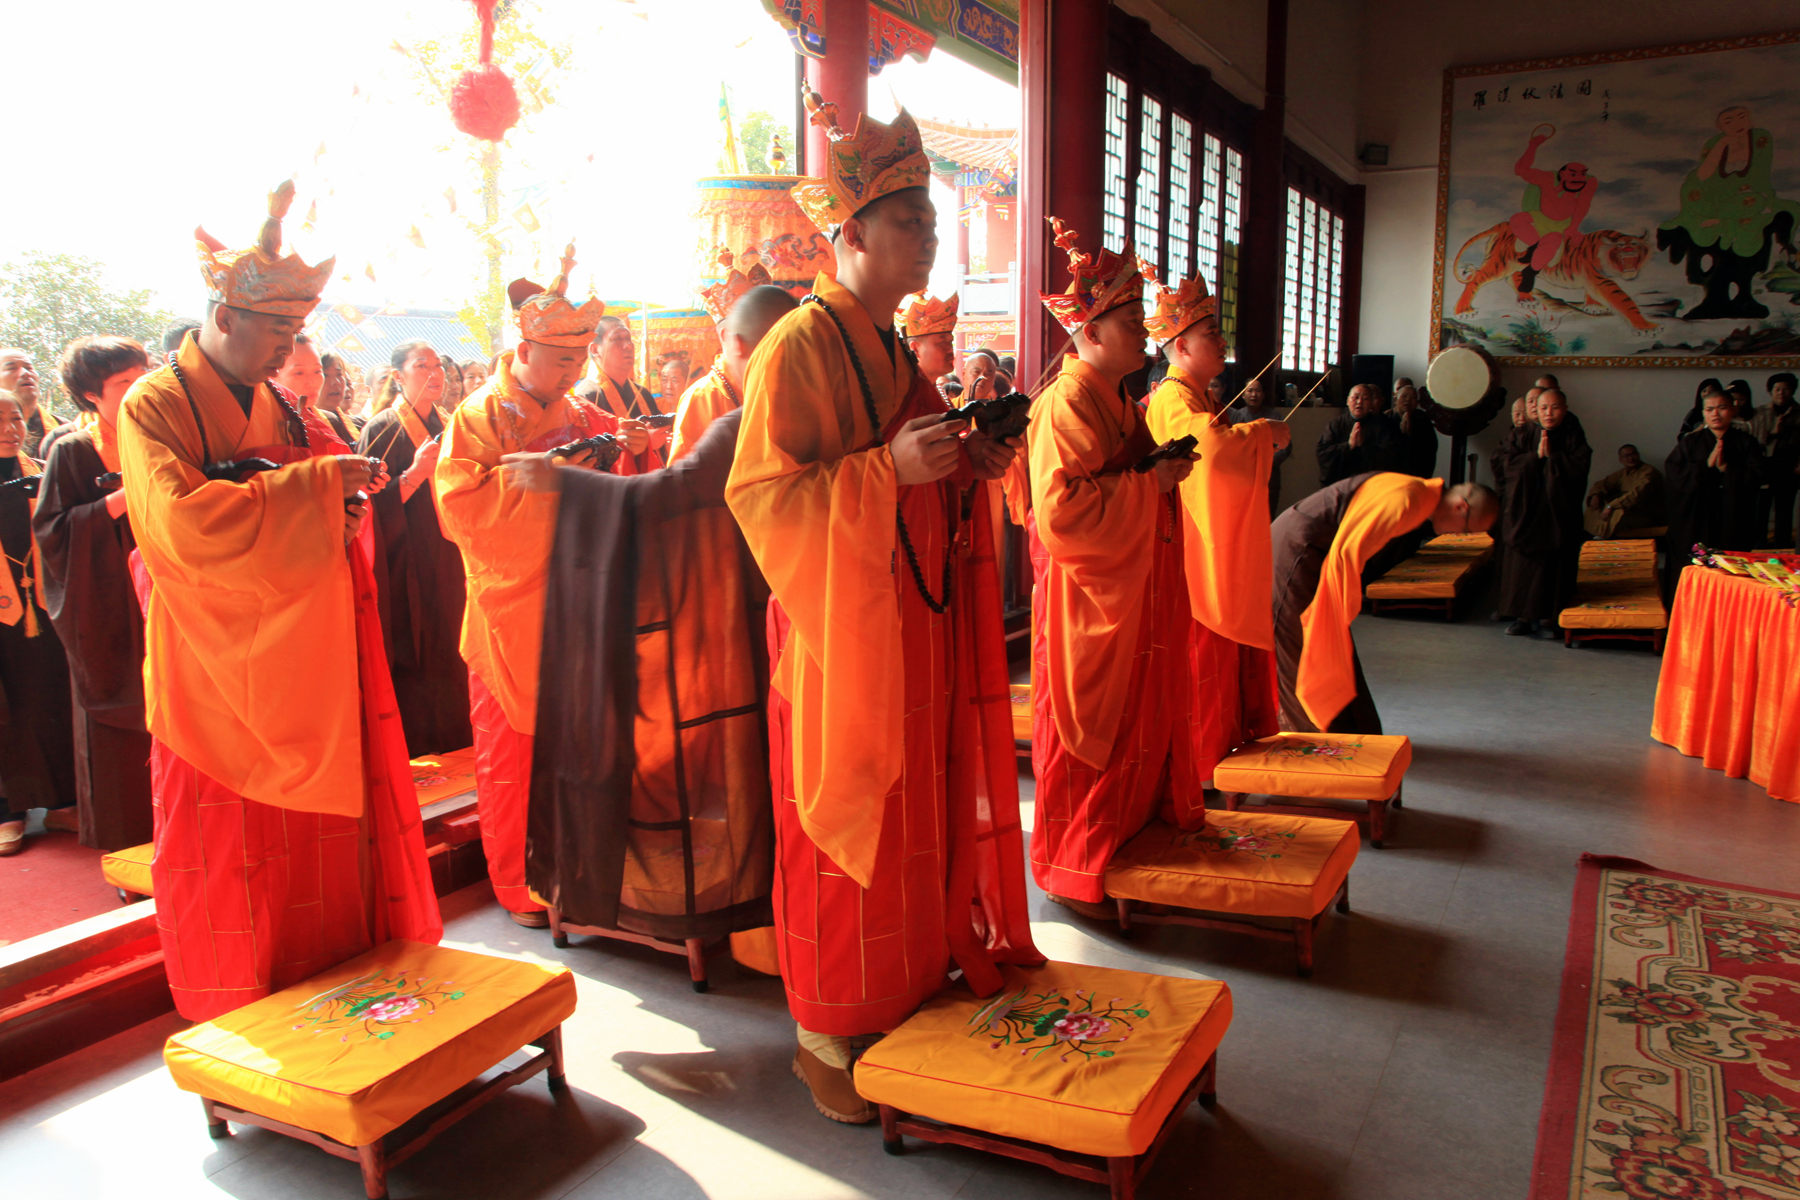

left=1651, top=566, right=1800, bottom=803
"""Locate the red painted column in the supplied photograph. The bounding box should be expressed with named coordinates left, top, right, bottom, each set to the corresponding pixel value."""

left=1020, top=0, right=1105, bottom=385
left=803, top=0, right=869, bottom=171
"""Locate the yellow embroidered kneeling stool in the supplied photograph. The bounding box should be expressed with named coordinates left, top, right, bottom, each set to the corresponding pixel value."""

left=855, top=960, right=1231, bottom=1200
left=1104, top=811, right=1359, bottom=976
left=163, top=940, right=576, bottom=1200
left=100, top=842, right=154, bottom=902
left=1212, top=731, right=1411, bottom=847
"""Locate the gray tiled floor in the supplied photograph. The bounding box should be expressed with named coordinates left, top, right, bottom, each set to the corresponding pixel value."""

left=4, top=595, right=1797, bottom=1199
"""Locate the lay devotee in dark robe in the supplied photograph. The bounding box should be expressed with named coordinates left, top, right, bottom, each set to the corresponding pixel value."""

left=1273, top=473, right=1497, bottom=734
left=1026, top=226, right=1203, bottom=907
left=0, top=390, right=79, bottom=857
left=437, top=247, right=649, bottom=927
left=117, top=184, right=439, bottom=1018
left=527, top=282, right=799, bottom=960
left=588, top=315, right=668, bottom=470
left=1391, top=379, right=1438, bottom=478
left=725, top=90, right=1037, bottom=1124
left=0, top=350, right=57, bottom=459
left=33, top=337, right=153, bottom=851
left=317, top=352, right=361, bottom=444
left=1752, top=372, right=1800, bottom=548
left=1141, top=264, right=1282, bottom=786
left=1585, top=443, right=1665, bottom=539
left=1665, top=386, right=1766, bottom=600
left=1496, top=387, right=1591, bottom=637
left=358, top=342, right=471, bottom=755
left=1317, top=383, right=1405, bottom=486
left=1228, top=373, right=1290, bottom=515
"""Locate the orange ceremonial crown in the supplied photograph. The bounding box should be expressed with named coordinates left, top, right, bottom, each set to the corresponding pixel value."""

left=898, top=292, right=959, bottom=338
left=508, top=242, right=606, bottom=348
left=699, top=249, right=775, bottom=325
left=1039, top=218, right=1144, bottom=335
left=789, top=84, right=931, bottom=235
left=1141, top=261, right=1218, bottom=345
left=195, top=181, right=334, bottom=318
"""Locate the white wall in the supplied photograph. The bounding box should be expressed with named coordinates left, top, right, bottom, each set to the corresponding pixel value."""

left=1357, top=1, right=1800, bottom=482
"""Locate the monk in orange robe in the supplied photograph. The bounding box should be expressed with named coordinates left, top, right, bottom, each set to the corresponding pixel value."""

left=1027, top=222, right=1200, bottom=906
left=435, top=249, right=649, bottom=927
left=1142, top=266, right=1285, bottom=779
left=118, top=184, right=440, bottom=1020
left=725, top=89, right=1038, bottom=1124
left=1272, top=473, right=1497, bottom=733
left=588, top=315, right=669, bottom=470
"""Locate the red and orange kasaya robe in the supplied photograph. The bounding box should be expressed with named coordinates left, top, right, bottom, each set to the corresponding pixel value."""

left=726, top=272, right=1039, bottom=1036
left=118, top=334, right=440, bottom=1021
left=595, top=373, right=669, bottom=470
left=1144, top=363, right=1279, bottom=778
left=435, top=353, right=636, bottom=913
left=1027, top=355, right=1204, bottom=904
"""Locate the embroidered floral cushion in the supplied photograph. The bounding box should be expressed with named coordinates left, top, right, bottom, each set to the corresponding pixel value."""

left=1212, top=732, right=1410, bottom=800
left=854, top=960, right=1231, bottom=1159
left=163, top=940, right=575, bottom=1147
left=1365, top=532, right=1495, bottom=600
left=99, top=842, right=155, bottom=897
left=1560, top=540, right=1667, bottom=631
left=1104, top=813, right=1359, bottom=920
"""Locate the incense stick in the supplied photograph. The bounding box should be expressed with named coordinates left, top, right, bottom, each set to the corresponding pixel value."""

left=1280, top=367, right=1336, bottom=421
left=1226, top=350, right=1283, bottom=407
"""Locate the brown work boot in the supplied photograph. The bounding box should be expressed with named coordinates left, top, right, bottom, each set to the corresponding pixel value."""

left=792, top=1047, right=875, bottom=1124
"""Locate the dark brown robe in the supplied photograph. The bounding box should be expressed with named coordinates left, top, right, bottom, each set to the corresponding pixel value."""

left=1496, top=421, right=1591, bottom=623
left=32, top=428, right=153, bottom=849
left=1664, top=426, right=1766, bottom=599
left=357, top=405, right=472, bottom=755
left=1272, top=473, right=1425, bottom=735
left=0, top=458, right=78, bottom=824
left=527, top=409, right=773, bottom=940
left=1317, top=410, right=1406, bottom=487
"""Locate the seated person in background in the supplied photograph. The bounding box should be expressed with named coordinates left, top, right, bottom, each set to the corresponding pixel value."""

left=1391, top=378, right=1438, bottom=477
left=1664, top=384, right=1766, bottom=599
left=1752, top=372, right=1800, bottom=547
left=1229, top=373, right=1290, bottom=515
left=1496, top=388, right=1591, bottom=637
left=1585, top=443, right=1665, bottom=538
left=1726, top=379, right=1757, bottom=431
left=1317, top=383, right=1403, bottom=486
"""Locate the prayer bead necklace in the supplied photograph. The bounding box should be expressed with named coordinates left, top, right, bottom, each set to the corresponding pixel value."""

left=803, top=292, right=953, bottom=615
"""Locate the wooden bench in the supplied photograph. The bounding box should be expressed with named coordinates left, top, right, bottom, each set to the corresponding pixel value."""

left=1364, top=532, right=1496, bottom=619
left=164, top=940, right=576, bottom=1199
left=855, top=960, right=1232, bottom=1200
left=1559, top=539, right=1668, bottom=651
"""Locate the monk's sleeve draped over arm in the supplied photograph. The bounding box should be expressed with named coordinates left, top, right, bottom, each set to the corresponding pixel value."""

left=1296, top=475, right=1440, bottom=729
left=118, top=388, right=342, bottom=597
left=724, top=312, right=901, bottom=888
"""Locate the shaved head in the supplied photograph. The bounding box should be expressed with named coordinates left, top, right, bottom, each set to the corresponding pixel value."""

left=1441, top=481, right=1499, bottom=532
left=724, top=285, right=799, bottom=346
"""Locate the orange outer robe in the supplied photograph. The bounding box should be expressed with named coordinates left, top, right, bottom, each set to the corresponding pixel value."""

left=435, top=353, right=634, bottom=912
left=725, top=272, right=1039, bottom=1035
left=1295, top=473, right=1442, bottom=730
left=1026, top=356, right=1204, bottom=903
left=1144, top=365, right=1280, bottom=777
left=119, top=335, right=440, bottom=1020
left=668, top=358, right=739, bottom=463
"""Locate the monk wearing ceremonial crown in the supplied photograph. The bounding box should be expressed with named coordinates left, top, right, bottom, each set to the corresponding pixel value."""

left=897, top=291, right=959, bottom=398
left=724, top=85, right=1039, bottom=1124
left=1025, top=221, right=1211, bottom=911
left=1141, top=263, right=1285, bottom=783
left=117, top=182, right=442, bottom=1019
left=434, top=244, right=649, bottom=928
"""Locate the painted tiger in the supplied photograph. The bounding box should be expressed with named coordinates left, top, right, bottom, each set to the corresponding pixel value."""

left=1453, top=223, right=1655, bottom=330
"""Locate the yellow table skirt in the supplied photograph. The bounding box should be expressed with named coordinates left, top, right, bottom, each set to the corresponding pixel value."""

left=164, top=940, right=575, bottom=1147
left=100, top=842, right=154, bottom=896
left=1104, top=813, right=1359, bottom=920
left=1211, top=732, right=1410, bottom=800
left=855, top=960, right=1231, bottom=1159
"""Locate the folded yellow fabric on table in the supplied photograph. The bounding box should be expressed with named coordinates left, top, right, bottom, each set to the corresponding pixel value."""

left=1104, top=813, right=1360, bottom=920
left=1212, top=732, right=1410, bottom=800
left=855, top=960, right=1231, bottom=1159
left=164, top=940, right=575, bottom=1148
left=100, top=842, right=154, bottom=896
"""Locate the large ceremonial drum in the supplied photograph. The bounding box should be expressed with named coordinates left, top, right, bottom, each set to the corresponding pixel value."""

left=1421, top=343, right=1506, bottom=438
left=692, top=175, right=836, bottom=298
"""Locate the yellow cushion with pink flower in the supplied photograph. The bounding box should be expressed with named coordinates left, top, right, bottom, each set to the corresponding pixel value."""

left=1211, top=732, right=1410, bottom=801
left=1104, top=812, right=1360, bottom=920
left=853, top=960, right=1231, bottom=1159
left=163, top=940, right=575, bottom=1148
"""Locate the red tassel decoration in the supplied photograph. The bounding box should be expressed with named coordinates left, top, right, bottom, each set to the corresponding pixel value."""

left=448, top=0, right=520, bottom=142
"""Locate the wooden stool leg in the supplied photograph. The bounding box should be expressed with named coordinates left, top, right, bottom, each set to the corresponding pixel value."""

left=1390, top=781, right=1403, bottom=809
left=880, top=1105, right=904, bottom=1156
left=1220, top=790, right=1242, bottom=812
left=201, top=1097, right=230, bottom=1140
left=1114, top=896, right=1133, bottom=933
left=1197, top=1054, right=1218, bottom=1108
left=1108, top=1154, right=1137, bottom=1200
left=550, top=906, right=569, bottom=949
left=1336, top=878, right=1351, bottom=915
left=685, top=938, right=709, bottom=993
left=1295, top=917, right=1315, bottom=978
left=358, top=1139, right=389, bottom=1200
left=543, top=1025, right=568, bottom=1092
left=1369, top=799, right=1387, bottom=849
